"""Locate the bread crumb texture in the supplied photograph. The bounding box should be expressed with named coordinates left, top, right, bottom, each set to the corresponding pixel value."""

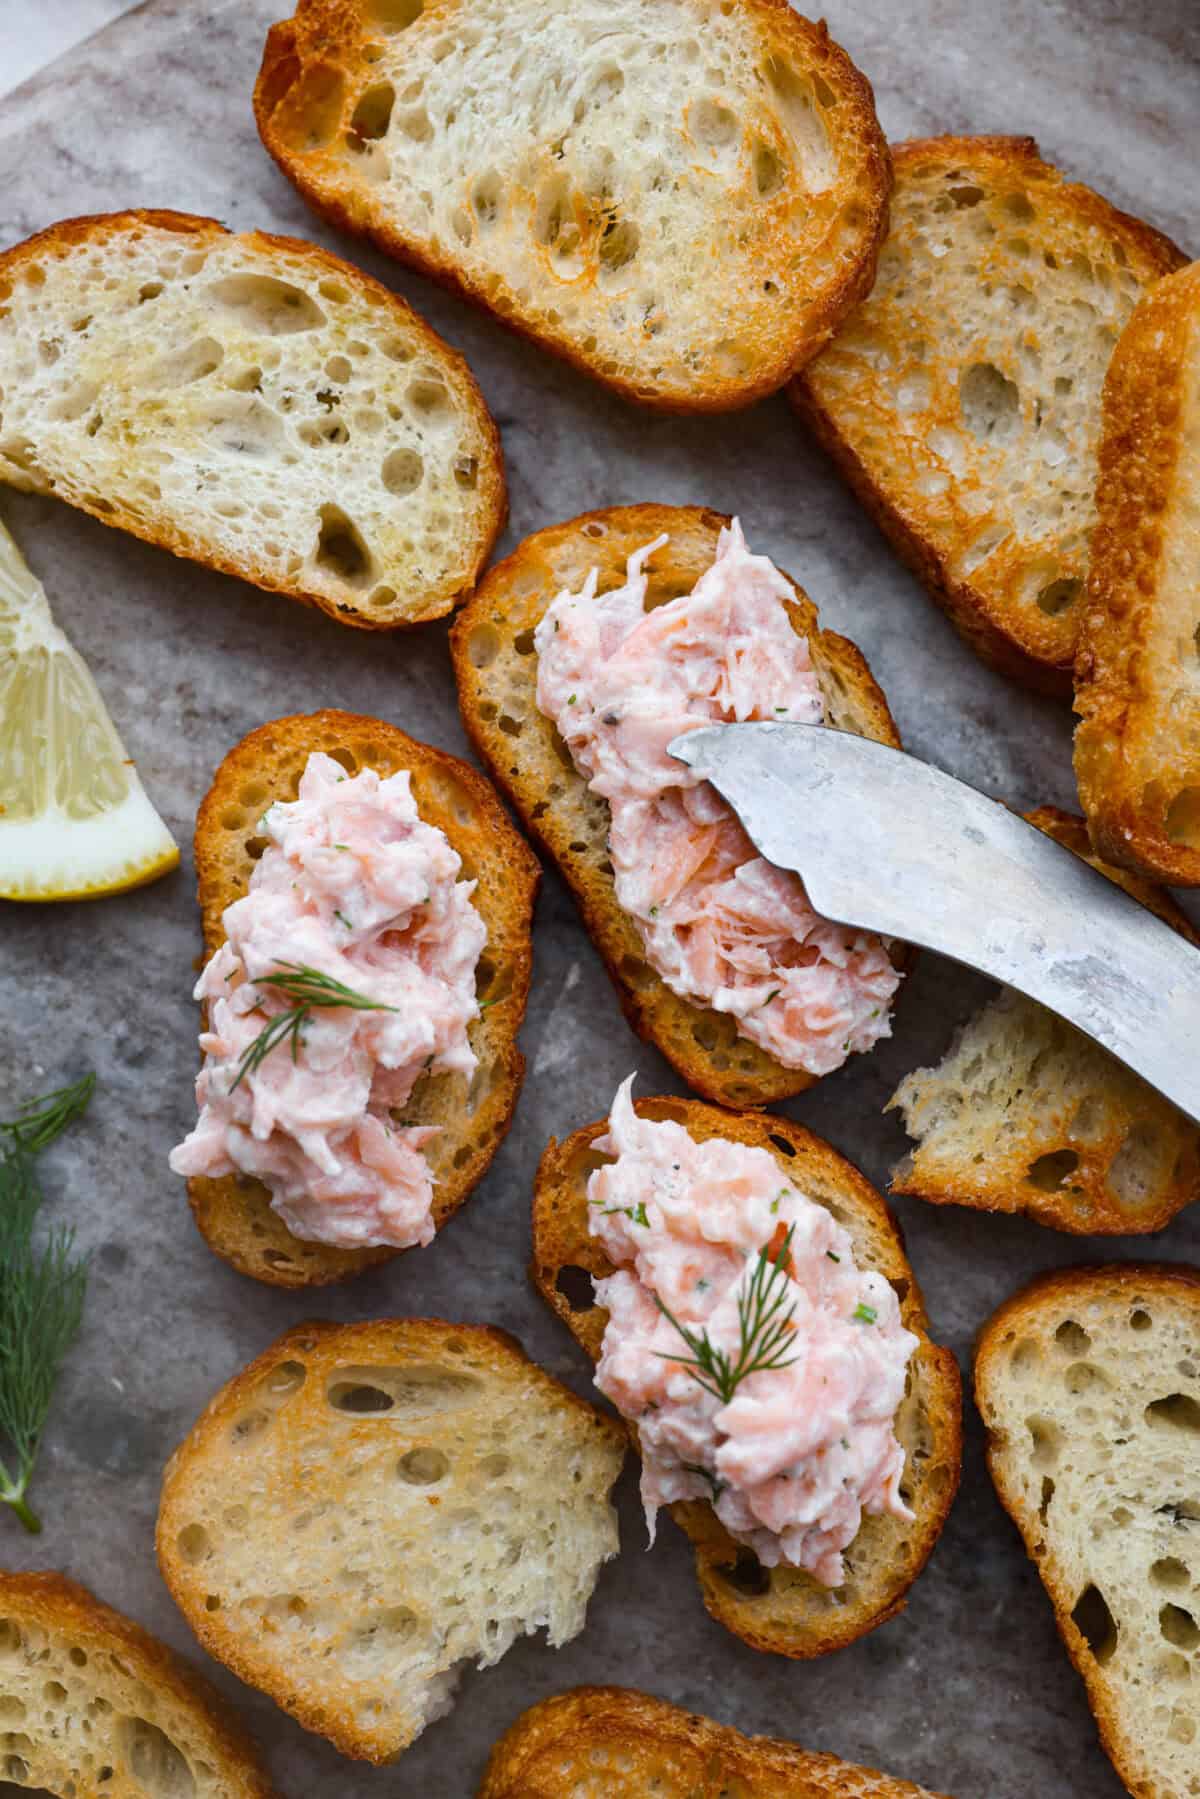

left=451, top=504, right=902, bottom=1108
left=185, top=710, right=538, bottom=1287
left=255, top=0, right=891, bottom=410
left=157, top=1320, right=626, bottom=1764
left=0, top=211, right=504, bottom=627
left=795, top=137, right=1186, bottom=692
left=531, top=1096, right=962, bottom=1658
left=0, top=1570, right=276, bottom=1798
left=977, top=1266, right=1200, bottom=1799
left=1074, top=261, right=1200, bottom=886
left=479, top=1685, right=954, bottom=1797
left=890, top=807, right=1200, bottom=1234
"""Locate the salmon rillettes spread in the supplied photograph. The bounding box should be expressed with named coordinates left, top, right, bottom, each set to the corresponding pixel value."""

left=534, top=519, right=899, bottom=1076
left=589, top=1079, right=918, bottom=1586
left=170, top=751, right=486, bottom=1249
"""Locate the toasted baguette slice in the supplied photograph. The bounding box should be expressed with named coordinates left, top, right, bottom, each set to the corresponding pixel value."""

left=0, top=1570, right=276, bottom=1798
left=158, top=1318, right=625, bottom=1763
left=1075, top=262, right=1200, bottom=883
left=0, top=210, right=504, bottom=627
left=976, top=1264, right=1200, bottom=1799
left=183, top=709, right=537, bottom=1287
left=793, top=138, right=1186, bottom=695
left=450, top=504, right=903, bottom=1108
left=479, top=1686, right=953, bottom=1797
left=889, top=806, right=1200, bottom=1235
left=531, top=1096, right=962, bottom=1657
left=254, top=0, right=890, bottom=413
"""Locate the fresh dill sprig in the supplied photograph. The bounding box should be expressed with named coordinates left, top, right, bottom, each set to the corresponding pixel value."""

left=0, top=1076, right=93, bottom=1534
left=0, top=1074, right=95, bottom=1156
left=230, top=963, right=396, bottom=1092
left=655, top=1225, right=800, bottom=1405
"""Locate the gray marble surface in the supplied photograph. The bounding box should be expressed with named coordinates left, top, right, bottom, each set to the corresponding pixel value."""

left=0, top=2, right=1198, bottom=1793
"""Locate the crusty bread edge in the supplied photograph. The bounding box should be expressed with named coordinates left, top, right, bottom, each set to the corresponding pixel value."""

left=450, top=502, right=908, bottom=1110
left=975, top=1261, right=1200, bottom=1799
left=157, top=1317, right=627, bottom=1764
left=531, top=1095, right=963, bottom=1658
left=0, top=209, right=506, bottom=628
left=792, top=136, right=1188, bottom=698
left=253, top=0, right=892, bottom=414
left=888, top=805, right=1200, bottom=1235
left=478, top=1684, right=953, bottom=1797
left=0, top=1569, right=278, bottom=1796
left=185, top=709, right=539, bottom=1288
left=1074, top=262, right=1200, bottom=884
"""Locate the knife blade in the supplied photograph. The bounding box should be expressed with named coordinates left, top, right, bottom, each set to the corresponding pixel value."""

left=670, top=721, right=1200, bottom=1127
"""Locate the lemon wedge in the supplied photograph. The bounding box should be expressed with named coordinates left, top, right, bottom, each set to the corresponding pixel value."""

left=0, top=518, right=179, bottom=901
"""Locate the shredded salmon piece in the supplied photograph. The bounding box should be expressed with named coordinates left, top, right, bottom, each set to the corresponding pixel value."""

left=170, top=752, right=486, bottom=1249
left=534, top=519, right=899, bottom=1076
left=589, top=1078, right=918, bottom=1586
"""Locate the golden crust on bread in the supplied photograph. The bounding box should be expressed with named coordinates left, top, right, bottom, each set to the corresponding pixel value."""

left=0, top=209, right=505, bottom=628
left=976, top=1263, right=1200, bottom=1799
left=450, top=503, right=904, bottom=1109
left=158, top=1319, right=626, bottom=1763
left=531, top=1095, right=962, bottom=1657
left=795, top=137, right=1186, bottom=695
left=479, top=1685, right=954, bottom=1796
left=1075, top=261, right=1200, bottom=883
left=0, top=1570, right=277, bottom=1797
left=889, top=806, right=1200, bottom=1235
left=254, top=0, right=891, bottom=412
left=183, top=709, right=537, bottom=1286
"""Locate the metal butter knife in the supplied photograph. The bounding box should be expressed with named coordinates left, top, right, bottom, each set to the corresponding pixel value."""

left=670, top=722, right=1200, bottom=1127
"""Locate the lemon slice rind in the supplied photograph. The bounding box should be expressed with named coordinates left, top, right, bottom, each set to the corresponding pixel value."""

left=0, top=519, right=180, bottom=903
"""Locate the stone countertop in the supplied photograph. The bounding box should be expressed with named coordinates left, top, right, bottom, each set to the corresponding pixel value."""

left=0, top=2, right=1197, bottom=1794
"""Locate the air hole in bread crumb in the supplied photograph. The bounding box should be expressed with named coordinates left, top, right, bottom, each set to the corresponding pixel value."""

left=1131, top=1309, right=1152, bottom=1331
left=350, top=81, right=395, bottom=143
left=472, top=171, right=504, bottom=229
left=1027, top=1415, right=1061, bottom=1467
left=1148, top=1394, right=1200, bottom=1433
left=329, top=1381, right=394, bottom=1414
left=270, top=61, right=345, bottom=151
left=120, top=1717, right=195, bottom=1795
left=208, top=273, right=325, bottom=335
left=1027, top=1149, right=1079, bottom=1190
left=177, top=1524, right=211, bottom=1565
left=263, top=1359, right=307, bottom=1399
left=367, top=0, right=423, bottom=26
left=381, top=447, right=424, bottom=496
left=407, top=378, right=450, bottom=420
left=1165, top=787, right=1200, bottom=848
left=753, top=141, right=785, bottom=197
left=314, top=505, right=374, bottom=586
left=598, top=219, right=640, bottom=277
left=1072, top=1584, right=1118, bottom=1663
left=230, top=1409, right=270, bottom=1444
left=1153, top=1557, right=1191, bottom=1591
left=1161, top=1603, right=1200, bottom=1649
left=454, top=454, right=478, bottom=489
left=555, top=1265, right=595, bottom=1312
left=719, top=1549, right=771, bottom=1598
left=398, top=1447, right=449, bottom=1484
left=1055, top=1320, right=1091, bottom=1356
left=767, top=1133, right=797, bottom=1159
left=397, top=104, right=434, bottom=143
left=960, top=362, right=1020, bottom=443
left=1037, top=577, right=1081, bottom=616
